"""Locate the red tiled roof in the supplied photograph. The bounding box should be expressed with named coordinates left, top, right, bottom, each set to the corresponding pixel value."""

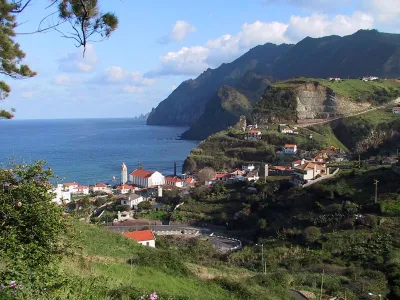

left=285, top=144, right=297, bottom=148
left=123, top=230, right=155, bottom=242
left=248, top=130, right=261, bottom=134
left=295, top=162, right=326, bottom=171
left=215, top=173, right=229, bottom=179
left=117, top=184, right=132, bottom=190
left=129, top=169, right=155, bottom=178
left=165, top=176, right=183, bottom=183
left=184, top=178, right=194, bottom=183
left=63, top=182, right=78, bottom=186
left=95, top=182, right=107, bottom=187
left=77, top=185, right=88, bottom=189
left=393, top=106, right=400, bottom=109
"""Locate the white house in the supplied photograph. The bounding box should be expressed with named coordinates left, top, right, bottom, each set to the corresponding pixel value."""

left=245, top=130, right=262, bottom=141
left=116, top=184, right=135, bottom=194
left=292, top=159, right=307, bottom=168
left=393, top=106, right=400, bottom=114
left=129, top=169, right=165, bottom=188
left=294, top=162, right=329, bottom=181
left=211, top=172, right=230, bottom=184
left=121, top=162, right=128, bottom=184
left=75, top=185, right=89, bottom=195
left=242, top=164, right=255, bottom=172
left=91, top=182, right=111, bottom=193
left=284, top=144, right=297, bottom=154
left=245, top=172, right=259, bottom=182
left=63, top=182, right=79, bottom=193
left=281, top=127, right=293, bottom=134
left=123, top=230, right=156, bottom=248
left=164, top=176, right=184, bottom=188
left=50, top=184, right=71, bottom=205
left=119, top=194, right=144, bottom=208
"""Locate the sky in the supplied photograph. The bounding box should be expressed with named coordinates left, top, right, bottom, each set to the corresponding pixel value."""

left=1, top=0, right=400, bottom=119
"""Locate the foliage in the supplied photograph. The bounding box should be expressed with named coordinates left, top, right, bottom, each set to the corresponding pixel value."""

left=302, top=226, right=321, bottom=245
left=0, top=161, right=69, bottom=294
left=138, top=200, right=152, bottom=211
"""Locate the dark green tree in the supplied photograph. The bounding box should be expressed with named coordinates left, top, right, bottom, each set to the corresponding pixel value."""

left=0, top=0, right=118, bottom=118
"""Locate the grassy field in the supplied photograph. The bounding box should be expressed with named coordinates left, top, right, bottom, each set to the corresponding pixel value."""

left=56, top=221, right=295, bottom=300
left=343, top=108, right=400, bottom=126
left=273, top=78, right=400, bottom=101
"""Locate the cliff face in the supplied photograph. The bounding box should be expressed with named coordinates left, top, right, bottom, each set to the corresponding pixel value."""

left=295, top=83, right=371, bottom=120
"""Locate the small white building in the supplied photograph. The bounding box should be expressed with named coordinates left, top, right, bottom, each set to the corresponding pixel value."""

left=393, top=106, right=400, bottom=114
left=116, top=184, right=135, bottom=194
left=123, top=230, right=156, bottom=248
left=120, top=194, right=144, bottom=208
left=91, top=182, right=111, bottom=193
left=242, top=164, right=255, bottom=172
left=63, top=182, right=79, bottom=193
left=294, top=162, right=328, bottom=181
left=281, top=127, right=293, bottom=134
left=284, top=144, right=297, bottom=154
left=129, top=169, right=165, bottom=188
left=245, top=130, right=262, bottom=141
left=164, top=176, right=184, bottom=188
left=50, top=184, right=71, bottom=205
left=75, top=185, right=89, bottom=195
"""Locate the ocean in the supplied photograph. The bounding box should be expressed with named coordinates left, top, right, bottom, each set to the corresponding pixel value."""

left=0, top=119, right=198, bottom=185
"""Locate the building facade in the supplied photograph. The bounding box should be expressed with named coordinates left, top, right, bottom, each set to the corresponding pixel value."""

left=121, top=163, right=128, bottom=184
left=123, top=230, right=156, bottom=248
left=129, top=169, right=165, bottom=188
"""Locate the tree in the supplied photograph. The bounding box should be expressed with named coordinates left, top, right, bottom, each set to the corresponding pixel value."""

left=0, top=161, right=69, bottom=290
left=0, top=0, right=119, bottom=118
left=138, top=201, right=152, bottom=211
left=302, top=226, right=321, bottom=245
left=197, top=167, right=216, bottom=183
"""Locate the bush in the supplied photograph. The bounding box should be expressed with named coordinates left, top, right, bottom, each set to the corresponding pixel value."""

left=302, top=226, right=322, bottom=245
left=0, top=162, right=69, bottom=293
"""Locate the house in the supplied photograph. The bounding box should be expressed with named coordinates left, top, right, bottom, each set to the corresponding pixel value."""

left=294, top=162, right=329, bottom=181
left=382, top=157, right=398, bottom=165
left=50, top=184, right=71, bottom=204
left=247, top=124, right=258, bottom=130
left=245, top=171, right=259, bottom=182
left=329, top=77, right=341, bottom=82
left=123, top=230, right=156, bottom=248
left=242, top=164, right=255, bottom=172
left=183, top=177, right=196, bottom=188
left=164, top=176, right=184, bottom=188
left=91, top=182, right=111, bottom=193
left=313, top=155, right=326, bottom=163
left=116, top=184, right=135, bottom=194
left=229, top=170, right=246, bottom=181
left=119, top=193, right=144, bottom=208
left=75, top=185, right=89, bottom=195
left=116, top=211, right=131, bottom=222
left=129, top=169, right=165, bottom=188
left=292, top=159, right=307, bottom=168
left=368, top=156, right=379, bottom=165
left=284, top=144, right=297, bottom=154
left=393, top=106, right=400, bottom=114
left=362, top=76, right=379, bottom=81
left=63, top=182, right=79, bottom=192
left=211, top=172, right=230, bottom=183
left=281, top=127, right=293, bottom=134
left=245, top=130, right=262, bottom=141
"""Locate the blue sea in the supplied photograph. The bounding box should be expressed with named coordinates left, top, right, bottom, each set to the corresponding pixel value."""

left=0, top=119, right=198, bottom=185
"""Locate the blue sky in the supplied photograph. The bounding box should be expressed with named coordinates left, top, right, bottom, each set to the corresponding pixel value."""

left=1, top=0, right=399, bottom=119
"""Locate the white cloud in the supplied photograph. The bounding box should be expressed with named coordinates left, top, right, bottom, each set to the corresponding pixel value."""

left=93, top=66, right=155, bottom=85
left=285, top=12, right=374, bottom=41
left=147, top=46, right=210, bottom=77
left=171, top=84, right=177, bottom=90
left=54, top=74, right=72, bottom=85
left=158, top=20, right=196, bottom=44
left=123, top=85, right=144, bottom=93
left=58, top=44, right=98, bottom=73
left=262, top=0, right=351, bottom=11
left=21, top=91, right=33, bottom=98
left=148, top=12, right=374, bottom=78
left=362, top=0, right=400, bottom=28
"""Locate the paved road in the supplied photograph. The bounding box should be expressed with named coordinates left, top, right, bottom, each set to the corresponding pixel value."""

left=105, top=224, right=242, bottom=251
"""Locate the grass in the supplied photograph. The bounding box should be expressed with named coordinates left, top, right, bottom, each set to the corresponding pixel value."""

left=343, top=108, right=400, bottom=126
left=273, top=78, right=400, bottom=101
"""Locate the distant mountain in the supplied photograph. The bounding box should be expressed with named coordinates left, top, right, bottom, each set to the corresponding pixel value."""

left=146, top=43, right=292, bottom=127
left=133, top=112, right=150, bottom=120
left=148, top=30, right=400, bottom=140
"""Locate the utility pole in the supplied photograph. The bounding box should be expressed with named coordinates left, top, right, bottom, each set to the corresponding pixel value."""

left=358, top=153, right=361, bottom=169
left=319, top=269, right=324, bottom=300
left=261, top=243, right=265, bottom=275
left=374, top=179, right=379, bottom=204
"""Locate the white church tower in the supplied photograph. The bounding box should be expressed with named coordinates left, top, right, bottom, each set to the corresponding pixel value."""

left=121, top=162, right=128, bottom=184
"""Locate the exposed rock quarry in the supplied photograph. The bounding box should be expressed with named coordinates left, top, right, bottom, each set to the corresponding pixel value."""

left=295, top=82, right=371, bottom=120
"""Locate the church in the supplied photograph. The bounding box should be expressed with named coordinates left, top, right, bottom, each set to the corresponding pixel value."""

left=120, top=162, right=165, bottom=188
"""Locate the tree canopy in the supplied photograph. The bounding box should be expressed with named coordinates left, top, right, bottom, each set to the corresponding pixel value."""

left=0, top=0, right=118, bottom=119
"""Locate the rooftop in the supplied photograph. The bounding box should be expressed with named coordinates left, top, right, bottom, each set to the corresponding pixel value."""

left=130, top=169, right=155, bottom=178
left=123, top=230, right=155, bottom=242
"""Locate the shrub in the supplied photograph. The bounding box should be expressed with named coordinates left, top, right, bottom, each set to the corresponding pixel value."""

left=302, top=226, right=322, bottom=245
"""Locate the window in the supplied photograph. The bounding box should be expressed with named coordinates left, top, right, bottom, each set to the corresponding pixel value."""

left=146, top=242, right=149, bottom=246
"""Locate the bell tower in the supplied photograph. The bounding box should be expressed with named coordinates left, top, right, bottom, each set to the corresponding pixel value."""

left=121, top=162, right=128, bottom=184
